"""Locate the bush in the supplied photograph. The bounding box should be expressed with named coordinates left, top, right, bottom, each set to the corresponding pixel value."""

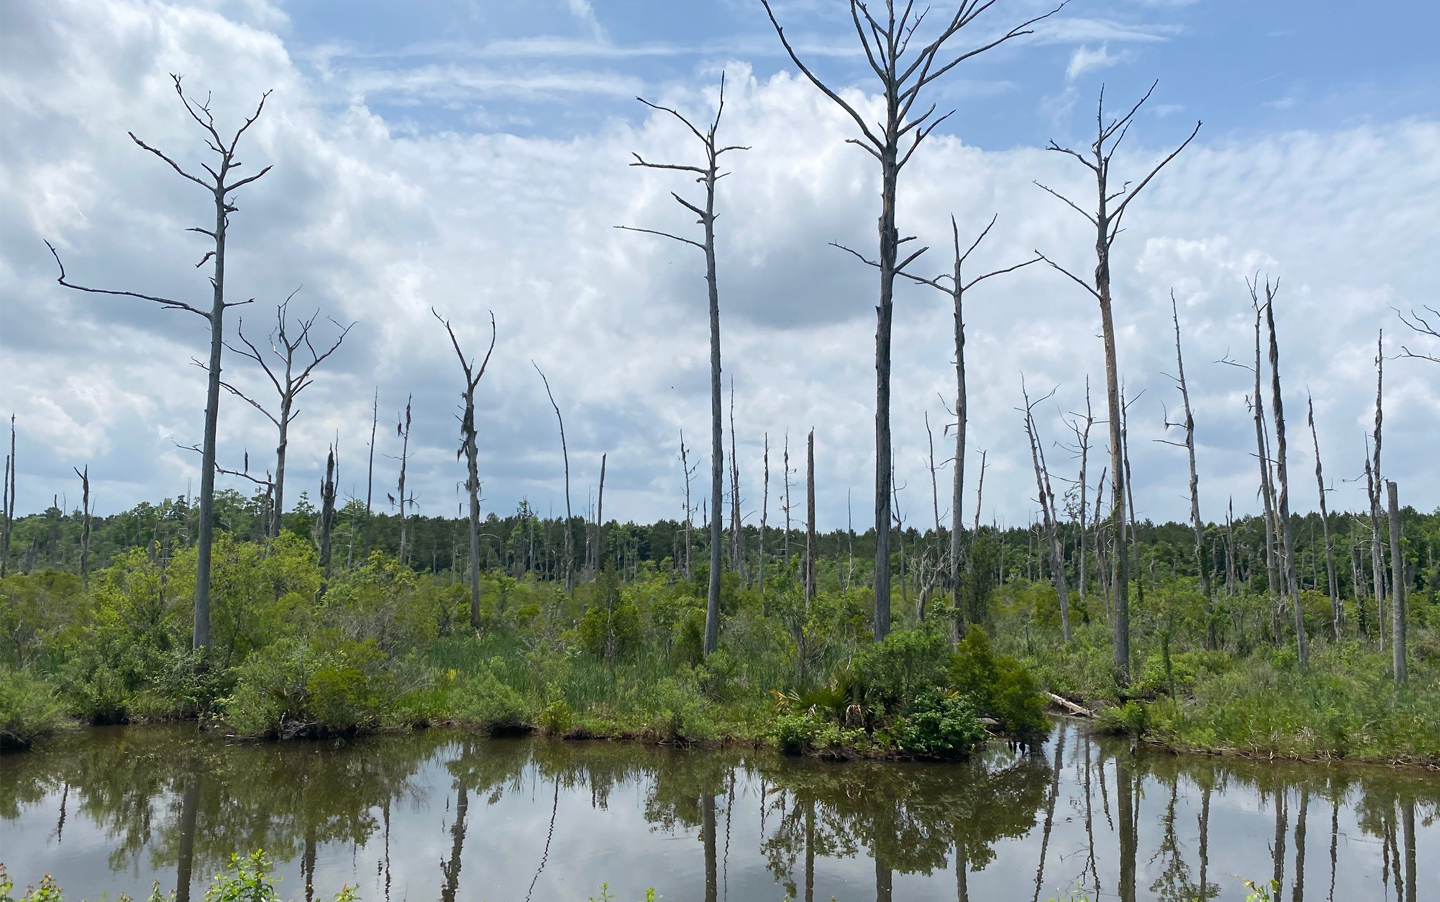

left=0, top=667, right=66, bottom=750
left=1094, top=700, right=1149, bottom=737
left=952, top=627, right=1047, bottom=737
left=224, top=639, right=396, bottom=738
left=851, top=627, right=951, bottom=710
left=771, top=710, right=865, bottom=757
left=451, top=668, right=531, bottom=735
left=894, top=689, right=987, bottom=758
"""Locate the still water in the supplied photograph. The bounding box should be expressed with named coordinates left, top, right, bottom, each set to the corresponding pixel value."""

left=0, top=723, right=1434, bottom=902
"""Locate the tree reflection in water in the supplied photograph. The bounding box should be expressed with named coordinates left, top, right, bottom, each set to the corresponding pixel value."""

left=1, top=724, right=1436, bottom=902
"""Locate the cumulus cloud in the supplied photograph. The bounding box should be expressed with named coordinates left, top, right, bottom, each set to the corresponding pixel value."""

left=1, top=0, right=1436, bottom=534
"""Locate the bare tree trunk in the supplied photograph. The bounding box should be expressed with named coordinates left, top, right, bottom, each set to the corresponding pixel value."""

left=1387, top=479, right=1407, bottom=683
left=1167, top=295, right=1215, bottom=648
left=681, top=431, right=696, bottom=580
left=729, top=379, right=743, bottom=582
left=223, top=297, right=353, bottom=538
left=318, top=446, right=336, bottom=597
left=596, top=453, right=607, bottom=575
left=765, top=0, right=1059, bottom=641
left=760, top=432, right=769, bottom=595
left=1037, top=85, right=1199, bottom=684
left=1307, top=395, right=1341, bottom=639
left=73, top=465, right=91, bottom=589
left=805, top=429, right=817, bottom=603
left=1071, top=380, right=1094, bottom=610
left=358, top=388, right=378, bottom=562
left=393, top=396, right=413, bottom=566
left=1022, top=380, right=1071, bottom=642
left=783, top=433, right=792, bottom=568
left=620, top=77, right=744, bottom=656
left=1, top=415, right=13, bottom=578
left=535, top=363, right=573, bottom=596
left=48, top=78, right=275, bottom=651
left=1263, top=282, right=1307, bottom=666
left=1369, top=334, right=1388, bottom=649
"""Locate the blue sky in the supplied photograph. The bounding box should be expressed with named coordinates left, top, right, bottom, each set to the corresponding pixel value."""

left=2, top=0, right=1437, bottom=527
left=278, top=0, right=1440, bottom=144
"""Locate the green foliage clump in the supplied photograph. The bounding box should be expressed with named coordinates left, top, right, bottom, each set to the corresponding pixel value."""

left=577, top=570, right=643, bottom=663
left=951, top=627, right=1048, bottom=738
left=850, top=627, right=951, bottom=710
left=893, top=689, right=986, bottom=758
left=451, top=667, right=531, bottom=735
left=0, top=667, right=66, bottom=750
left=225, top=638, right=401, bottom=738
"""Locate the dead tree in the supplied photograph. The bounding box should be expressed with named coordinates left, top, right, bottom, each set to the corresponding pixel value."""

left=1306, top=394, right=1341, bottom=639
left=896, top=215, right=1036, bottom=588
left=1368, top=334, right=1388, bottom=648
left=1160, top=293, right=1215, bottom=649
left=1386, top=479, right=1407, bottom=684
left=432, top=308, right=497, bottom=630
left=47, top=74, right=274, bottom=651
left=362, top=388, right=378, bottom=560
left=805, top=429, right=817, bottom=603
left=729, top=379, right=743, bottom=582
left=618, top=74, right=746, bottom=656
left=535, top=363, right=574, bottom=595
left=224, top=294, right=353, bottom=537
left=594, top=453, right=608, bottom=575
left=73, top=466, right=91, bottom=589
left=1, top=415, right=14, bottom=578
left=765, top=0, right=1061, bottom=640
left=1034, top=83, right=1200, bottom=682
left=680, top=431, right=697, bottom=579
left=388, top=396, right=415, bottom=565
left=1064, top=379, right=1095, bottom=607
left=1263, top=280, right=1307, bottom=666
left=317, top=446, right=336, bottom=596
left=782, top=433, right=793, bottom=567
left=759, top=432, right=769, bottom=595
left=1020, top=379, right=1072, bottom=642
left=1397, top=304, right=1440, bottom=364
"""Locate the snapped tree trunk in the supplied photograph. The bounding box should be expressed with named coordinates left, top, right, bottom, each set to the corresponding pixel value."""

left=1307, top=395, right=1341, bottom=639
left=1387, top=479, right=1407, bottom=683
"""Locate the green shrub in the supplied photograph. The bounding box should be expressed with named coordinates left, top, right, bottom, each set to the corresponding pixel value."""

left=951, top=627, right=1047, bottom=737
left=538, top=699, right=574, bottom=736
left=1094, top=700, right=1149, bottom=737
left=894, top=689, right=986, bottom=758
left=451, top=668, right=531, bottom=735
left=224, top=639, right=395, bottom=738
left=0, top=667, right=66, bottom=750
left=851, top=627, right=951, bottom=710
left=771, top=709, right=864, bottom=757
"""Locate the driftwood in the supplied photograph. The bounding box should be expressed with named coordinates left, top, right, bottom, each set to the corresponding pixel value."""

left=1045, top=691, right=1094, bottom=718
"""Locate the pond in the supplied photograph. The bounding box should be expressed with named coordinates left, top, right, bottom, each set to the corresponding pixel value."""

left=0, top=723, right=1434, bottom=902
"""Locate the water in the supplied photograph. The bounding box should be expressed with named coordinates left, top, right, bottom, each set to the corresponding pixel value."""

left=0, top=723, right=1434, bottom=902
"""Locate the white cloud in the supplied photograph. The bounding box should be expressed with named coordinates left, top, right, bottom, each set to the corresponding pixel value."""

left=1066, top=44, right=1124, bottom=81
left=2, top=0, right=1437, bottom=534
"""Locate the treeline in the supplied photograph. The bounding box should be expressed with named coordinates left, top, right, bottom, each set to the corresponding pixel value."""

left=4, top=490, right=1436, bottom=656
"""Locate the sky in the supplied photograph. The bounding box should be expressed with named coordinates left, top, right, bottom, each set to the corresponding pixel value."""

left=1, top=0, right=1437, bottom=532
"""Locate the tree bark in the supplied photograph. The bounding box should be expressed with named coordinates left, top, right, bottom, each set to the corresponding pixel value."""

left=1264, top=286, right=1307, bottom=666
left=805, top=429, right=817, bottom=603
left=1387, top=479, right=1407, bottom=683
left=1307, top=395, right=1341, bottom=639
left=317, top=447, right=335, bottom=596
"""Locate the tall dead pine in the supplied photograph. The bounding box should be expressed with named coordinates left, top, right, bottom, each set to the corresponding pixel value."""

left=805, top=429, right=817, bottom=603
left=73, top=466, right=91, bottom=589
left=1021, top=380, right=1072, bottom=642
left=1306, top=395, right=1341, bottom=639
left=48, top=75, right=274, bottom=651
left=618, top=74, right=746, bottom=657
left=1386, top=479, right=1407, bottom=684
left=536, top=363, right=575, bottom=595
left=1035, top=83, right=1200, bottom=683
left=433, top=308, right=497, bottom=630
left=1262, top=281, right=1307, bottom=666
left=765, top=0, right=1060, bottom=640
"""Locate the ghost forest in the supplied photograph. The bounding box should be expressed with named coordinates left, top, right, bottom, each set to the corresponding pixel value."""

left=2, top=1, right=1440, bottom=898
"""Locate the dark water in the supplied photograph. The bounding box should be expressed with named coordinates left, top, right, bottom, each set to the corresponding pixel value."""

left=1, top=723, right=1435, bottom=902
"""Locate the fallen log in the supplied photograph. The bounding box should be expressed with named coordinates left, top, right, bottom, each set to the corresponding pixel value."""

left=1045, top=691, right=1094, bottom=718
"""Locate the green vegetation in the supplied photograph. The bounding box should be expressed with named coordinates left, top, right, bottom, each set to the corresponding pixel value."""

left=2, top=494, right=1436, bottom=764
